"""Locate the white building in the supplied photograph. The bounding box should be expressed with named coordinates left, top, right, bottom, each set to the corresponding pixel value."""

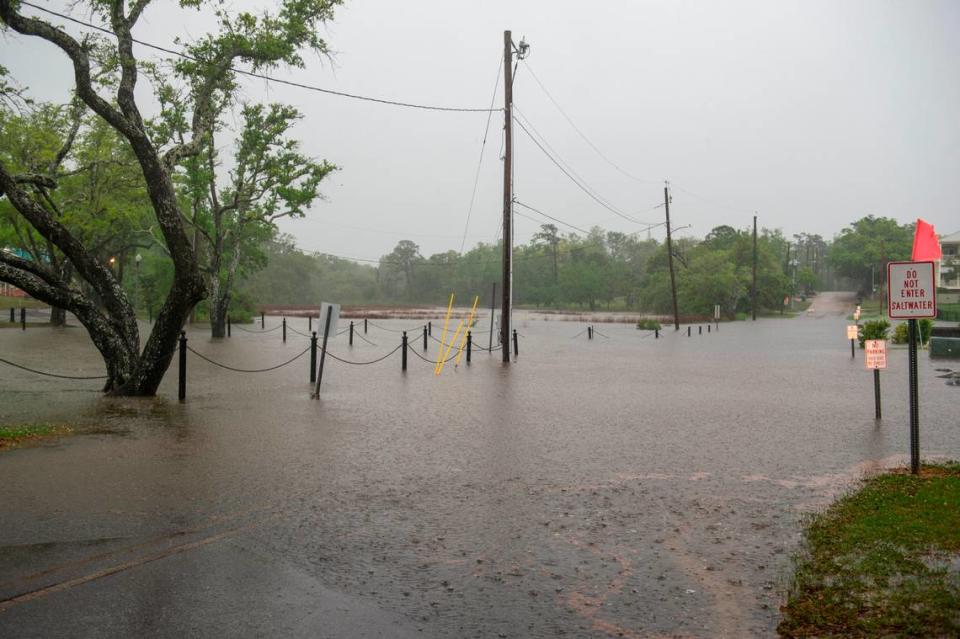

left=940, top=230, right=960, bottom=290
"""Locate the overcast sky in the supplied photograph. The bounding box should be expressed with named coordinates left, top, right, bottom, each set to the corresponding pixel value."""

left=3, top=0, right=958, bottom=260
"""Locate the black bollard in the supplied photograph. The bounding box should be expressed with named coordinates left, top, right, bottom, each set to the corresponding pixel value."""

left=707, top=324, right=711, bottom=334
left=282, top=317, right=287, bottom=343
left=402, top=332, right=408, bottom=371
left=178, top=331, right=187, bottom=402
left=308, top=315, right=312, bottom=332
left=9, top=308, right=13, bottom=323
left=466, top=331, right=472, bottom=364
left=20, top=307, right=25, bottom=331
left=423, top=325, right=428, bottom=351
left=588, top=326, right=593, bottom=340
left=349, top=321, right=354, bottom=346
left=364, top=318, right=368, bottom=334
left=227, top=316, right=232, bottom=337
left=851, top=338, right=855, bottom=359
left=699, top=325, right=702, bottom=335
left=655, top=328, right=659, bottom=339
left=261, top=311, right=265, bottom=329
left=310, top=332, right=318, bottom=383
left=428, top=321, right=432, bottom=336
left=687, top=326, right=691, bottom=337
left=874, top=368, right=882, bottom=420
left=512, top=329, right=519, bottom=357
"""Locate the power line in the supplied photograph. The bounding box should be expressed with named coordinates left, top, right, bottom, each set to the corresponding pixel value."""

left=670, top=183, right=754, bottom=215
left=459, top=55, right=502, bottom=253
left=20, top=2, right=500, bottom=114
left=521, top=59, right=661, bottom=185
left=513, top=200, right=591, bottom=235
left=513, top=105, right=646, bottom=223
left=512, top=114, right=654, bottom=226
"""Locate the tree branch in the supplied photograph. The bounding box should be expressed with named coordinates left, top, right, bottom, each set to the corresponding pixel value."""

left=0, top=1, right=138, bottom=141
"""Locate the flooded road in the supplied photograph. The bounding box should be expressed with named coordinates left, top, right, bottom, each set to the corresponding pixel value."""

left=1, top=292, right=957, bottom=637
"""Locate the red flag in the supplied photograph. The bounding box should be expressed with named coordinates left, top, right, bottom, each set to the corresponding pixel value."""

left=911, top=218, right=941, bottom=261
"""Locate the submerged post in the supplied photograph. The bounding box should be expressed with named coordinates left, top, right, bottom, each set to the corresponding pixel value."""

left=699, top=325, right=702, bottom=335
left=687, top=326, right=691, bottom=337
left=467, top=331, right=472, bottom=364
left=9, top=308, right=13, bottom=323
left=308, top=314, right=312, bottom=332
left=428, top=321, right=432, bottom=336
left=512, top=329, right=519, bottom=358
left=874, top=368, right=882, bottom=420
left=20, top=307, right=25, bottom=330
left=349, top=321, right=354, bottom=346
left=423, top=325, right=428, bottom=351
left=402, top=331, right=408, bottom=371
left=655, top=328, right=659, bottom=339
left=178, top=331, right=187, bottom=402
left=282, top=317, right=287, bottom=343
left=227, top=316, right=231, bottom=337
left=364, top=318, right=368, bottom=334
left=261, top=311, right=265, bottom=329
left=489, top=282, right=497, bottom=352
left=310, top=331, right=318, bottom=383
left=313, top=306, right=334, bottom=398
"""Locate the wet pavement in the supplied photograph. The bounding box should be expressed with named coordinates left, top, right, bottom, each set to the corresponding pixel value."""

left=0, top=292, right=957, bottom=638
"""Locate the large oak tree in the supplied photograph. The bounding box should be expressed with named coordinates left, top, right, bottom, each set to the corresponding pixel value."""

left=0, top=0, right=340, bottom=394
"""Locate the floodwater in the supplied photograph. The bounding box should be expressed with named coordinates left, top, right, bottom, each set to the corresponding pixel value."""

left=0, top=292, right=957, bottom=638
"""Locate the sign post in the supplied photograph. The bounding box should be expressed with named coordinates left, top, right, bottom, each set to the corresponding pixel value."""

left=887, top=261, right=936, bottom=474
left=865, top=340, right=886, bottom=419
left=312, top=302, right=340, bottom=399
left=846, top=324, right=858, bottom=358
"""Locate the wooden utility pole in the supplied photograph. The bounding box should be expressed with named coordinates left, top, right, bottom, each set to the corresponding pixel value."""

left=664, top=183, right=679, bottom=331
left=751, top=214, right=758, bottom=321
left=783, top=241, right=791, bottom=315
left=501, top=30, right=514, bottom=362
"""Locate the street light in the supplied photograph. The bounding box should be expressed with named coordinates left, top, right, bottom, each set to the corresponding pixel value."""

left=135, top=254, right=143, bottom=322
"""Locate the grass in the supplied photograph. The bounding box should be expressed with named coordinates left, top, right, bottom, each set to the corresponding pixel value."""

left=778, top=463, right=960, bottom=638
left=0, top=423, right=73, bottom=450
left=0, top=295, right=47, bottom=309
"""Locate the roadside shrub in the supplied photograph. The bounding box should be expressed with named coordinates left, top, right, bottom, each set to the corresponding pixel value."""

left=891, top=319, right=933, bottom=346
left=858, top=319, right=890, bottom=347
left=636, top=318, right=662, bottom=330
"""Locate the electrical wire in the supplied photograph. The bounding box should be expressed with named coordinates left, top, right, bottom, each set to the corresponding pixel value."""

left=512, top=115, right=654, bottom=227
left=520, top=60, right=661, bottom=185
left=459, top=56, right=503, bottom=253
left=513, top=105, right=646, bottom=223
left=20, top=2, right=500, bottom=114
left=513, top=200, right=590, bottom=235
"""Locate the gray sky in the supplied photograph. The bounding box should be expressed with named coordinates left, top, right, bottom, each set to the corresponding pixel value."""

left=3, top=0, right=959, bottom=260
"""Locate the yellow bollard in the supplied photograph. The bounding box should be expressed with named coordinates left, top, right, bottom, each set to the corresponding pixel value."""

left=455, top=296, right=480, bottom=367
left=434, top=293, right=455, bottom=375
left=436, top=320, right=464, bottom=375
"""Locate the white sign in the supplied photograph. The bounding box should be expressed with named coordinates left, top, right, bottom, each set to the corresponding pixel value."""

left=865, top=340, right=887, bottom=370
left=317, top=302, right=340, bottom=339
left=846, top=325, right=859, bottom=340
left=714, top=304, right=721, bottom=320
left=887, top=261, right=936, bottom=319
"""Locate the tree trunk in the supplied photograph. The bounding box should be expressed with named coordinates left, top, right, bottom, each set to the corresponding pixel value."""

left=50, top=306, right=67, bottom=326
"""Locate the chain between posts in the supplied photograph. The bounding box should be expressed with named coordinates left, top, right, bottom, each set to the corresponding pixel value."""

left=0, top=356, right=108, bottom=380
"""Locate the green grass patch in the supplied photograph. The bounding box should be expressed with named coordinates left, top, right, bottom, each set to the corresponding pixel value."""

left=0, top=423, right=73, bottom=449
left=779, top=463, right=960, bottom=638
left=0, top=295, right=48, bottom=309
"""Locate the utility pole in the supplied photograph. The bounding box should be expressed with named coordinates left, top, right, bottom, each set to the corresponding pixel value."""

left=500, top=30, right=514, bottom=362
left=880, top=239, right=886, bottom=309
left=783, top=242, right=790, bottom=315
left=664, top=182, right=679, bottom=331
left=752, top=214, right=758, bottom=321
